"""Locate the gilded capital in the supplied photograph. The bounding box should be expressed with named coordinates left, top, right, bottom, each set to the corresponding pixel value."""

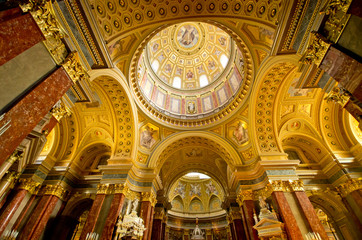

left=5, top=171, right=21, bottom=183
left=51, top=101, right=71, bottom=121
left=62, top=52, right=89, bottom=84
left=6, top=150, right=23, bottom=165
left=114, top=183, right=127, bottom=194
left=300, top=32, right=331, bottom=66
left=154, top=209, right=165, bottom=220
left=141, top=192, right=157, bottom=206
left=18, top=178, right=41, bottom=195
left=287, top=180, right=304, bottom=192
left=97, top=183, right=113, bottom=194
left=41, top=185, right=68, bottom=201
left=324, top=86, right=350, bottom=107
left=229, top=210, right=242, bottom=220
left=337, top=178, right=361, bottom=197
left=20, top=0, right=68, bottom=64
left=236, top=189, right=254, bottom=206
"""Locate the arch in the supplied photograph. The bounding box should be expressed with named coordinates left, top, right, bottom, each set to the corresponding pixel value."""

left=89, top=69, right=139, bottom=160
left=249, top=54, right=300, bottom=154
left=171, top=196, right=184, bottom=211
left=189, top=197, right=204, bottom=212
left=148, top=131, right=243, bottom=170
left=209, top=195, right=222, bottom=212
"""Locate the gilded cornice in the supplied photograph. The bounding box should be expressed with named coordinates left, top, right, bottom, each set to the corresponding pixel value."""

left=20, top=0, right=68, bottom=65
left=62, top=52, right=89, bottom=84
left=236, top=189, right=254, bottom=206
left=337, top=178, right=362, bottom=197
left=18, top=178, right=41, bottom=195
left=300, top=32, right=331, bottom=67
left=40, top=184, right=69, bottom=201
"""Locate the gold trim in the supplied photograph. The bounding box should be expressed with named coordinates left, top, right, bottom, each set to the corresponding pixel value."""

left=337, top=178, right=362, bottom=197
left=236, top=189, right=254, bottom=206
left=300, top=32, right=331, bottom=67
left=324, top=86, right=350, bottom=107
left=287, top=180, right=304, bottom=192
left=41, top=185, right=68, bottom=201
left=62, top=52, right=89, bottom=84
left=141, top=192, right=157, bottom=207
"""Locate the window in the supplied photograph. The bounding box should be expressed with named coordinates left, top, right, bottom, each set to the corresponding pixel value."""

left=220, top=54, right=228, bottom=68
left=151, top=60, right=159, bottom=72
left=199, top=75, right=208, bottom=87
left=173, top=77, right=181, bottom=88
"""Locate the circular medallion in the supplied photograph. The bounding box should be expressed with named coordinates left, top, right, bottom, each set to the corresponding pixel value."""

left=176, top=24, right=200, bottom=48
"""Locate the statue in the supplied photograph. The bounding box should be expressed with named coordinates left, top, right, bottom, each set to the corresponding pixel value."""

left=191, top=218, right=205, bottom=240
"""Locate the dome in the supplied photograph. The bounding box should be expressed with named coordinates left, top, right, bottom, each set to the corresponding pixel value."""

left=134, top=22, right=250, bottom=126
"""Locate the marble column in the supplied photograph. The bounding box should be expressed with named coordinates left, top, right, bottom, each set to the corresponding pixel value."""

left=151, top=219, right=163, bottom=240
left=100, top=192, right=125, bottom=240
left=0, top=178, right=39, bottom=236
left=348, top=0, right=362, bottom=18
left=228, top=222, right=236, bottom=240
left=162, top=221, right=166, bottom=240
left=0, top=9, right=44, bottom=66
left=319, top=46, right=362, bottom=102
left=237, top=190, right=258, bottom=240
left=148, top=206, right=155, bottom=240
left=338, top=179, right=362, bottom=226
left=271, top=191, right=303, bottom=240
left=19, top=195, right=60, bottom=240
left=289, top=181, right=328, bottom=240
left=140, top=192, right=156, bottom=240
left=0, top=171, right=19, bottom=199
left=0, top=67, right=73, bottom=166
left=79, top=193, right=106, bottom=240
left=233, top=218, right=247, bottom=240
left=205, top=229, right=212, bottom=240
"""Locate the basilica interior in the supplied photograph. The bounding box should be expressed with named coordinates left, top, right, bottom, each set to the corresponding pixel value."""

left=0, top=0, right=361, bottom=240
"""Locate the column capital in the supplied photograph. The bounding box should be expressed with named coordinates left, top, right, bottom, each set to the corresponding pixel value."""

left=287, top=180, right=305, bottom=192
left=50, top=101, right=71, bottom=121
left=324, top=86, right=351, bottom=107
left=114, top=183, right=128, bottom=195
left=97, top=183, right=113, bottom=195
left=20, top=0, right=68, bottom=65
left=40, top=184, right=69, bottom=201
left=300, top=32, right=331, bottom=66
left=18, top=178, right=41, bottom=195
left=6, top=150, right=23, bottom=165
left=141, top=191, right=157, bottom=207
left=228, top=210, right=242, bottom=220
left=62, top=52, right=89, bottom=83
left=5, top=171, right=21, bottom=183
left=154, top=208, right=165, bottom=220
left=236, top=189, right=254, bottom=206
left=337, top=178, right=362, bottom=197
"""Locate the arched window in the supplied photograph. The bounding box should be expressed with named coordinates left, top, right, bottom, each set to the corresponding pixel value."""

left=199, top=75, right=208, bottom=87
left=220, top=54, right=228, bottom=68
left=173, top=77, right=181, bottom=88
left=151, top=60, right=159, bottom=72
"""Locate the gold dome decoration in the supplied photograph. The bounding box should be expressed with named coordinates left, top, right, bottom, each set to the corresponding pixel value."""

left=134, top=22, right=252, bottom=127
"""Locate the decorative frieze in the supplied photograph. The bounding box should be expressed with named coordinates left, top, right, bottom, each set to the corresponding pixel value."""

left=18, top=178, right=41, bottom=195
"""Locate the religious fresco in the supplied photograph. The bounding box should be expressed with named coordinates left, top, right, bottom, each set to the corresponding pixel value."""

left=228, top=120, right=249, bottom=146
left=176, top=24, right=199, bottom=48
left=139, top=124, right=159, bottom=150
left=288, top=78, right=313, bottom=97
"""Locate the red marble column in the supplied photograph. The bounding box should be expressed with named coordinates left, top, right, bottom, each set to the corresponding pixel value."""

left=0, top=9, right=44, bottom=66
left=348, top=0, right=362, bottom=18
left=0, top=189, right=27, bottom=236
left=229, top=223, right=236, bottom=240
left=233, top=219, right=247, bottom=240
left=294, top=191, right=328, bottom=240
left=350, top=189, right=362, bottom=211
left=79, top=194, right=106, bottom=240
left=341, top=196, right=362, bottom=227
left=148, top=206, right=155, bottom=240
left=18, top=195, right=60, bottom=240
left=241, top=200, right=258, bottom=240
left=151, top=219, right=163, bottom=240
left=100, top=193, right=125, bottom=240
left=140, top=201, right=152, bottom=240
left=271, top=191, right=303, bottom=240
left=41, top=116, right=59, bottom=136
left=0, top=67, right=72, bottom=166
left=12, top=194, right=37, bottom=230
left=319, top=46, right=362, bottom=102
left=162, top=222, right=166, bottom=240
